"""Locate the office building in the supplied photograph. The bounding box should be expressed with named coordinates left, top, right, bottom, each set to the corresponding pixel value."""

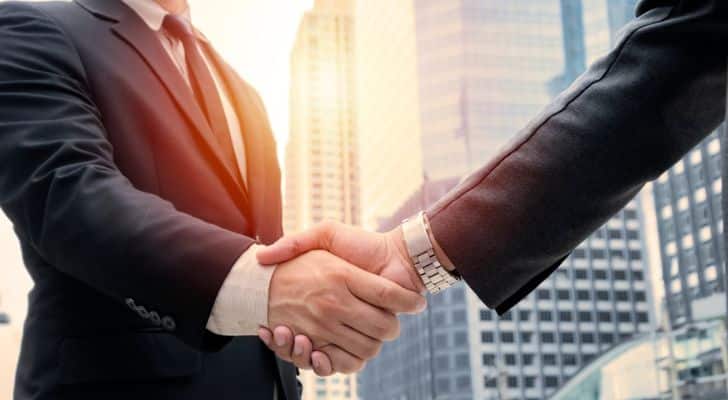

left=285, top=1, right=360, bottom=399
left=359, top=2, right=651, bottom=400
left=284, top=0, right=359, bottom=235
left=653, top=130, right=726, bottom=328
left=355, top=0, right=424, bottom=229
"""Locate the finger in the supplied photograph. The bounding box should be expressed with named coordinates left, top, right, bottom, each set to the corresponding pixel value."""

left=329, top=323, right=382, bottom=360
left=316, top=345, right=365, bottom=375
left=291, top=335, right=313, bottom=370
left=272, top=326, right=294, bottom=362
left=258, top=327, right=273, bottom=347
left=257, top=223, right=334, bottom=265
left=312, top=350, right=334, bottom=376
left=344, top=301, right=400, bottom=341
left=346, top=267, right=427, bottom=314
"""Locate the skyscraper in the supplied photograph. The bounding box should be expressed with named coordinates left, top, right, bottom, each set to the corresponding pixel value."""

left=358, top=2, right=651, bottom=399
left=285, top=0, right=359, bottom=234
left=285, top=1, right=359, bottom=399
left=653, top=130, right=725, bottom=327
left=355, top=0, right=424, bottom=229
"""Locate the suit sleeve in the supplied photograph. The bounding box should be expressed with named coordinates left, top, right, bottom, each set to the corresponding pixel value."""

left=0, top=2, right=251, bottom=350
left=427, top=0, right=728, bottom=314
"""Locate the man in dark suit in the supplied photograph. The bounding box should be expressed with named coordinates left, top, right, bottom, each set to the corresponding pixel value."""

left=256, top=0, right=728, bottom=376
left=0, top=1, right=426, bottom=399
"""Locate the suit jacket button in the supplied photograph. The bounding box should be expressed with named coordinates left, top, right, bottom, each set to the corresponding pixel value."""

left=149, top=311, right=161, bottom=325
left=136, top=306, right=149, bottom=319
left=162, top=316, right=176, bottom=331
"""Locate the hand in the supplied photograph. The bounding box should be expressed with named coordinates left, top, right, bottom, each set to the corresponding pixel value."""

left=257, top=222, right=426, bottom=375
left=259, top=222, right=424, bottom=293
left=264, top=249, right=426, bottom=374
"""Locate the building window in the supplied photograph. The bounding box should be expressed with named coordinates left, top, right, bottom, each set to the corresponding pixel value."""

left=539, top=310, right=553, bottom=322
left=505, top=353, right=517, bottom=365
left=456, top=375, right=470, bottom=389
left=544, top=376, right=559, bottom=388
left=541, top=332, right=555, bottom=343
left=634, top=291, right=646, bottom=301
left=617, top=312, right=632, bottom=322
left=437, top=378, right=450, bottom=393
left=581, top=332, right=595, bottom=343
left=561, top=332, right=575, bottom=343
left=557, top=290, right=571, bottom=300
left=507, top=376, right=518, bottom=388
left=522, top=354, right=534, bottom=366
left=637, top=312, right=649, bottom=323
left=480, top=309, right=493, bottom=321
left=559, top=311, right=573, bottom=322
left=455, top=353, right=469, bottom=369
left=482, top=354, right=495, bottom=366
left=519, top=310, right=531, bottom=321
left=563, top=354, right=577, bottom=366
left=598, top=311, right=612, bottom=322
left=615, top=291, right=629, bottom=301
left=597, top=290, right=610, bottom=301
left=594, top=270, right=608, bottom=280
left=599, top=333, right=614, bottom=344
left=500, top=332, right=514, bottom=343
left=524, top=376, right=536, bottom=388
left=578, top=311, right=593, bottom=322
left=537, top=289, right=551, bottom=300
left=481, top=332, right=494, bottom=343
left=454, top=331, right=468, bottom=346
left=575, top=269, right=588, bottom=279
left=543, top=354, right=557, bottom=366
left=577, top=290, right=590, bottom=300
left=520, top=332, right=533, bottom=343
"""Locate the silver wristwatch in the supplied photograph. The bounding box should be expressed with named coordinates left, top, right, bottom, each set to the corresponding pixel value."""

left=401, top=211, right=460, bottom=294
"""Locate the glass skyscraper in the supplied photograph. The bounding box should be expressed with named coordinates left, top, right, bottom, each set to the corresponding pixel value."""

left=653, top=130, right=725, bottom=328
left=359, top=1, right=651, bottom=400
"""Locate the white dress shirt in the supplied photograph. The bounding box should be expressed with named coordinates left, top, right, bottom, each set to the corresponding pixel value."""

left=120, top=0, right=275, bottom=337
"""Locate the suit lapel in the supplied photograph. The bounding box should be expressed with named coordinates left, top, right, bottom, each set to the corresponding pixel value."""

left=75, top=0, right=250, bottom=209
left=201, top=41, right=281, bottom=240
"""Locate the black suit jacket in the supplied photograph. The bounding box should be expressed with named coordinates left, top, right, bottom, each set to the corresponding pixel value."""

left=428, top=0, right=728, bottom=314
left=0, top=1, right=298, bottom=399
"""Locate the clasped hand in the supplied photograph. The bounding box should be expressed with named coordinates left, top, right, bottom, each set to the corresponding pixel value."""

left=259, top=222, right=426, bottom=376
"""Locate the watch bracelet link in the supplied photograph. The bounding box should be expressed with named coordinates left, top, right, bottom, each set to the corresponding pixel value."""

left=402, top=212, right=460, bottom=294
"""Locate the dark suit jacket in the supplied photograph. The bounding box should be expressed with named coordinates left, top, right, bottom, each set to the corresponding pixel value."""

left=0, top=1, right=298, bottom=399
left=428, top=0, right=728, bottom=314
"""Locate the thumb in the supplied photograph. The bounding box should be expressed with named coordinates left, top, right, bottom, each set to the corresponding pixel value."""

left=257, top=225, right=331, bottom=265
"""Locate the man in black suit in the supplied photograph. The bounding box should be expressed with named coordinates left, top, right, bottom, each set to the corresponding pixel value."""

left=257, top=0, right=728, bottom=375
left=0, top=1, right=426, bottom=399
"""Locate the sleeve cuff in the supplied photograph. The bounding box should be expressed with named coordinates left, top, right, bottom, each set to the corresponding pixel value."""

left=206, top=244, right=276, bottom=336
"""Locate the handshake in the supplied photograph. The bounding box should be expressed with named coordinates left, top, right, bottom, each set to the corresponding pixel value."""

left=256, top=221, right=434, bottom=377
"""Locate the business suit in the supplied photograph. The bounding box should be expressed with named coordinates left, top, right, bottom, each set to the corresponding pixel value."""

left=427, top=0, right=728, bottom=314
left=0, top=0, right=297, bottom=399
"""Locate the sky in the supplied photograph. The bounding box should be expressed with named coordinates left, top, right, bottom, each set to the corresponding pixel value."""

left=0, top=0, right=314, bottom=331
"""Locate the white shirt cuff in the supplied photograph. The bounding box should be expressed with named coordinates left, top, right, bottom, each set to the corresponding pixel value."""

left=206, top=244, right=276, bottom=336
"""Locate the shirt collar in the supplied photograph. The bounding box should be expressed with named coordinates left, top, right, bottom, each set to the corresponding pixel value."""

left=120, top=0, right=192, bottom=32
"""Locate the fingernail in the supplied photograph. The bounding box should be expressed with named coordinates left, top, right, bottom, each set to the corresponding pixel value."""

left=293, top=341, right=303, bottom=356
left=275, top=334, right=286, bottom=347
left=313, top=357, right=321, bottom=369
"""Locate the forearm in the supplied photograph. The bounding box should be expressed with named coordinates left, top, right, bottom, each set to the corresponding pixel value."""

left=427, top=0, right=728, bottom=312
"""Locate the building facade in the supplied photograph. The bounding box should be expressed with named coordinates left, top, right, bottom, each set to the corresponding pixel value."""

left=285, top=1, right=360, bottom=399
left=359, top=2, right=651, bottom=400
left=355, top=0, right=424, bottom=229
left=653, top=130, right=726, bottom=328
left=284, top=0, right=359, bottom=235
